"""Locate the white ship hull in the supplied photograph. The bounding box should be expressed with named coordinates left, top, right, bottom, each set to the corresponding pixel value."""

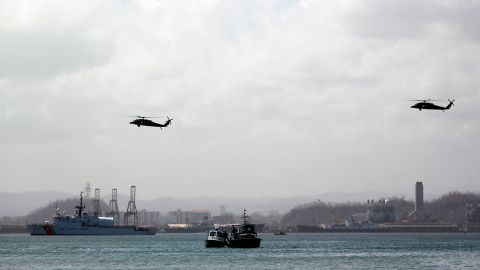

left=27, top=223, right=155, bottom=235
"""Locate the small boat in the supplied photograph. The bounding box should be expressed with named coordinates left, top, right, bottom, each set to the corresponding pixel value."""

left=205, top=229, right=228, bottom=248
left=226, top=210, right=261, bottom=248
left=274, top=231, right=286, bottom=235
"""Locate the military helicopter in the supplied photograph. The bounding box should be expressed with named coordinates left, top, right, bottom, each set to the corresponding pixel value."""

left=410, top=99, right=455, bottom=111
left=128, top=115, right=173, bottom=129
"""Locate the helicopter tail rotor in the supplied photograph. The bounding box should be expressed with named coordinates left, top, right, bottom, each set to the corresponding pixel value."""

left=166, top=116, right=173, bottom=125
left=446, top=99, right=455, bottom=110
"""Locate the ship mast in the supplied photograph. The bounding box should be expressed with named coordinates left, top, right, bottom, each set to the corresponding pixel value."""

left=243, top=209, right=249, bottom=225
left=75, top=192, right=85, bottom=218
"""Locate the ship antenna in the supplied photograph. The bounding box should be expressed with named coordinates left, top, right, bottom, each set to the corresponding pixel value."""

left=75, top=192, right=85, bottom=218
left=243, top=209, right=249, bottom=225
left=54, top=199, right=60, bottom=217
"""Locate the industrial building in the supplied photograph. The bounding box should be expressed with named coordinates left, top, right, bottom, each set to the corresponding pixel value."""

left=366, top=199, right=395, bottom=223
left=167, top=209, right=212, bottom=225
left=464, top=201, right=480, bottom=232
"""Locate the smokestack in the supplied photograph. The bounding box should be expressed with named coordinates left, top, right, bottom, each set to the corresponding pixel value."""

left=407, top=181, right=424, bottom=222
left=415, top=182, right=424, bottom=212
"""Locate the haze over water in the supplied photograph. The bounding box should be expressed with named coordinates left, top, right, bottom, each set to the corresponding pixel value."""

left=2, top=233, right=480, bottom=269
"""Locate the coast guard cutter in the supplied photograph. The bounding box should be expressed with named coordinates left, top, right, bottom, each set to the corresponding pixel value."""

left=27, top=192, right=155, bottom=235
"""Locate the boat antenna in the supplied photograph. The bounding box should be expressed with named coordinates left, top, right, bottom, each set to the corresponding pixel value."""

left=243, top=209, right=249, bottom=225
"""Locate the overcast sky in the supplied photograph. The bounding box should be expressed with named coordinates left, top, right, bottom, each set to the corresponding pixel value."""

left=1, top=0, right=479, bottom=199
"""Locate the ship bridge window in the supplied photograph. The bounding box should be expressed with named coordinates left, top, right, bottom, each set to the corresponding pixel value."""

left=209, top=232, right=216, bottom=236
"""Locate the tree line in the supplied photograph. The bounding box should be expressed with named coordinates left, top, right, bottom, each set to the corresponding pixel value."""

left=280, top=192, right=480, bottom=227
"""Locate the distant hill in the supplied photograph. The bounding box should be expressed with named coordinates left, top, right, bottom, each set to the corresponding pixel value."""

left=0, top=191, right=74, bottom=217
left=2, top=190, right=472, bottom=227
left=281, top=192, right=480, bottom=226
left=120, top=196, right=318, bottom=216
left=281, top=197, right=414, bottom=227
left=1, top=191, right=317, bottom=218
left=1, top=190, right=438, bottom=220
left=9, top=197, right=109, bottom=225
left=121, top=191, right=437, bottom=216
left=423, top=192, right=480, bottom=224
left=103, top=191, right=423, bottom=216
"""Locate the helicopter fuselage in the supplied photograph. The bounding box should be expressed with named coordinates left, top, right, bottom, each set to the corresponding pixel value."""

left=130, top=119, right=171, bottom=128
left=411, top=102, right=445, bottom=111
left=411, top=100, right=454, bottom=111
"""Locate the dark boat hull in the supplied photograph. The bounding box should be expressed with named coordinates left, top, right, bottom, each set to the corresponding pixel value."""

left=205, top=239, right=226, bottom=248
left=227, top=238, right=261, bottom=248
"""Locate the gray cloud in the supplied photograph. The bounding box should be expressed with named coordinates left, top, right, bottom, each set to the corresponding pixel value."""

left=344, top=0, right=480, bottom=41
left=1, top=0, right=479, bottom=198
left=0, top=31, right=112, bottom=78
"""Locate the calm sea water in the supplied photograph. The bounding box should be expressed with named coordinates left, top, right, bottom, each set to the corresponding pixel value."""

left=1, top=233, right=480, bottom=270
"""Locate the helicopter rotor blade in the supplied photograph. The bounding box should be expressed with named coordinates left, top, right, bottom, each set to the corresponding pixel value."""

left=126, top=115, right=164, bottom=119
left=408, top=99, right=443, bottom=102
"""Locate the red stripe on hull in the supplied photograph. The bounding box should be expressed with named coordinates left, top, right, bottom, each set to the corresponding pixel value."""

left=42, top=224, right=54, bottom=235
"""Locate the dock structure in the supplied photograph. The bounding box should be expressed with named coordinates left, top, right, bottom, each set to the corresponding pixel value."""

left=91, top=188, right=101, bottom=217
left=124, top=186, right=138, bottom=226
left=107, top=188, right=120, bottom=225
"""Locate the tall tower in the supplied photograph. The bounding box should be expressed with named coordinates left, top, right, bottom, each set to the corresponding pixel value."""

left=91, top=188, right=101, bottom=217
left=408, top=181, right=424, bottom=222
left=415, top=182, right=424, bottom=214
left=124, top=186, right=138, bottom=226
left=84, top=182, right=92, bottom=198
left=107, top=188, right=120, bottom=225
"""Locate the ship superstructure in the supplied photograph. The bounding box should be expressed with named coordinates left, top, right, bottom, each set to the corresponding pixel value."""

left=226, top=210, right=262, bottom=248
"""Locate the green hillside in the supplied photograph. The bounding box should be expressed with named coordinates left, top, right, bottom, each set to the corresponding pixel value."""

left=281, top=192, right=480, bottom=226
left=17, top=197, right=109, bottom=225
